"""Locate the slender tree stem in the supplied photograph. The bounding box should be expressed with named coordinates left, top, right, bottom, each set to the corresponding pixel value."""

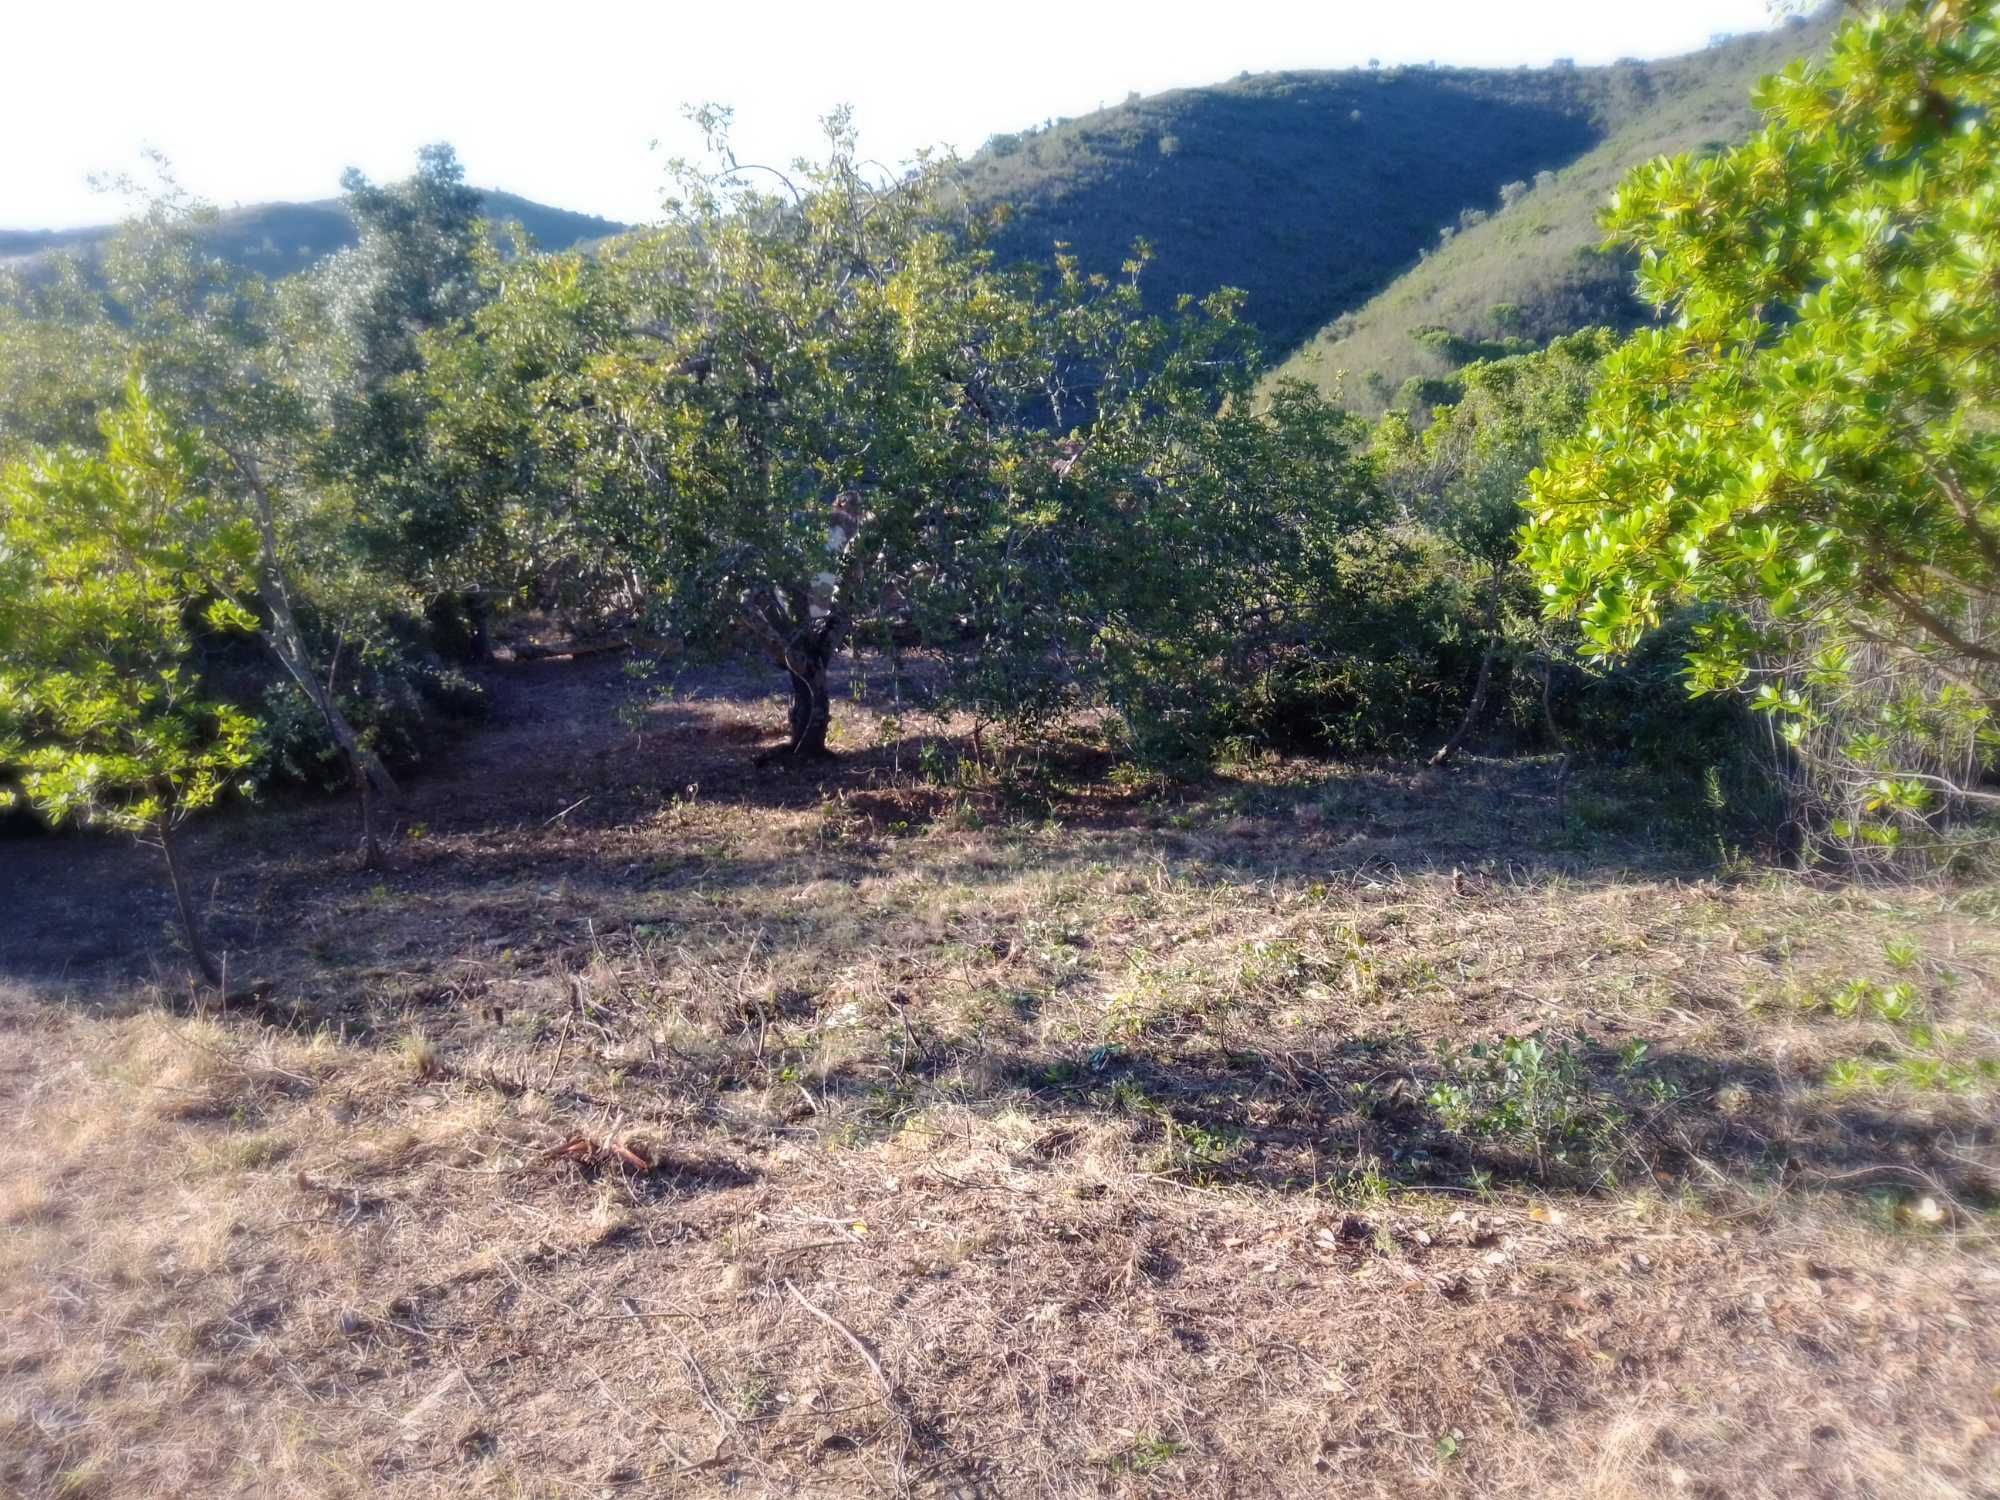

left=1429, top=570, right=1505, bottom=768
left=159, top=817, right=222, bottom=989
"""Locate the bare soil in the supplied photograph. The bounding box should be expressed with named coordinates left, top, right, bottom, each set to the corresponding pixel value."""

left=2, top=652, right=1996, bottom=1498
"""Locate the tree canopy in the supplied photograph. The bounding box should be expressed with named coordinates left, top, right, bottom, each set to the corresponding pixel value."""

left=426, top=116, right=1382, bottom=758
left=1522, top=0, right=1999, bottom=849
left=0, top=385, right=260, bottom=980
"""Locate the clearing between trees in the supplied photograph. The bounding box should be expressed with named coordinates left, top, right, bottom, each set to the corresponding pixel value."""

left=2, top=650, right=1995, bottom=1498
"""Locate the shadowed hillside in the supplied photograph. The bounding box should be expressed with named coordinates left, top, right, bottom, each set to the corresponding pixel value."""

left=966, top=15, right=1836, bottom=366
left=1271, top=12, right=1840, bottom=411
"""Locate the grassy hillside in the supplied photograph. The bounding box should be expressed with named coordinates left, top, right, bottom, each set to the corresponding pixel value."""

left=0, top=190, right=626, bottom=279
left=1271, top=13, right=1839, bottom=412
left=961, top=16, right=1832, bottom=361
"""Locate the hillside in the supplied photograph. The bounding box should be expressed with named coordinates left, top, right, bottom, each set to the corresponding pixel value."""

left=0, top=190, right=627, bottom=279
left=1271, top=12, right=1839, bottom=412
left=960, top=15, right=1835, bottom=362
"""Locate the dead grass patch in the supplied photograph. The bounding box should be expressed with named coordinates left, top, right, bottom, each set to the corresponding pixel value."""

left=2, top=655, right=1996, bottom=1496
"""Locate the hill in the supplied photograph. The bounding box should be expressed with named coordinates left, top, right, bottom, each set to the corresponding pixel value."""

left=958, top=16, right=1835, bottom=363
left=0, top=190, right=627, bottom=280
left=1270, top=12, right=1839, bottom=412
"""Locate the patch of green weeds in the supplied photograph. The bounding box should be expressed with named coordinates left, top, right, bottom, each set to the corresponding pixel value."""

left=1427, top=1033, right=1656, bottom=1181
left=1101, top=1435, right=1188, bottom=1475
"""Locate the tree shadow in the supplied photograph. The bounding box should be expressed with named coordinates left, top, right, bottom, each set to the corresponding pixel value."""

left=0, top=650, right=1700, bottom=999
left=802, top=1029, right=1999, bottom=1217
left=8, top=653, right=1987, bottom=1224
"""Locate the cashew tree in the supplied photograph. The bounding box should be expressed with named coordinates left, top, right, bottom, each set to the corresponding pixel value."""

left=1, top=184, right=427, bottom=863
left=1523, top=0, right=1999, bottom=849
left=0, top=386, right=259, bottom=985
left=428, top=114, right=1372, bottom=762
left=1373, top=329, right=1612, bottom=766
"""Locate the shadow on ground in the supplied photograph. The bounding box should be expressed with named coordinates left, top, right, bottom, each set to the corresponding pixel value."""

left=4, top=651, right=1990, bottom=1223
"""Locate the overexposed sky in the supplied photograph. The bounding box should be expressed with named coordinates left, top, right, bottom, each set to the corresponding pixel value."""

left=5, top=0, right=1787, bottom=230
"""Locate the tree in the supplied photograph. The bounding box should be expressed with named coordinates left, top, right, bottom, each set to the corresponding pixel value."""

left=1523, top=0, right=1999, bottom=851
left=0, top=261, right=124, bottom=459
left=2, top=182, right=418, bottom=863
left=0, top=387, right=259, bottom=985
left=429, top=113, right=1361, bottom=762
left=1376, top=330, right=1611, bottom=765
left=315, top=143, right=493, bottom=587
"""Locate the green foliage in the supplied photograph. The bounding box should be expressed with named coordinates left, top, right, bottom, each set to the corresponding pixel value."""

left=250, top=645, right=483, bottom=793
left=0, top=161, right=496, bottom=813
left=1382, top=328, right=1613, bottom=568
left=1408, top=323, right=1533, bottom=374
left=1524, top=1, right=2000, bottom=856
left=1100, top=1434, right=1188, bottom=1475
left=0, top=386, right=258, bottom=834
left=428, top=114, right=1382, bottom=762
left=1427, top=1031, right=1672, bottom=1183
left=316, top=143, right=497, bottom=584
left=1216, top=526, right=1466, bottom=755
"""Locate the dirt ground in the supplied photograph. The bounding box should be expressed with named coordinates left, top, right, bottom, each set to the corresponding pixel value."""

left=2, top=651, right=1996, bottom=1498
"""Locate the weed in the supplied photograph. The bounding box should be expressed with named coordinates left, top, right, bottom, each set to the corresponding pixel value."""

left=1825, top=1054, right=1998, bottom=1095
left=729, top=1369, right=776, bottom=1420
left=1332, top=1156, right=1393, bottom=1204
left=1428, top=1034, right=1634, bottom=1181
left=399, top=1032, right=442, bottom=1080
left=1150, top=1113, right=1243, bottom=1184
left=917, top=740, right=949, bottom=785
left=1102, top=1435, right=1188, bottom=1474
left=1873, top=981, right=1922, bottom=1024
left=1108, top=1078, right=1154, bottom=1115
left=53, top=1459, right=106, bottom=1498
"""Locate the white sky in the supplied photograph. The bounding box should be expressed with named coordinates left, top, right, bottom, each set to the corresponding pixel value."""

left=5, top=0, right=1786, bottom=231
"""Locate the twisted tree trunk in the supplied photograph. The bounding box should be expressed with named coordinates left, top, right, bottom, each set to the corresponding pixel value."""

left=229, top=450, right=397, bottom=865
left=262, top=602, right=396, bottom=867
left=779, top=615, right=843, bottom=759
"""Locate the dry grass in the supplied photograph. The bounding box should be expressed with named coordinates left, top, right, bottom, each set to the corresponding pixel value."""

left=2, top=653, right=1996, bottom=1497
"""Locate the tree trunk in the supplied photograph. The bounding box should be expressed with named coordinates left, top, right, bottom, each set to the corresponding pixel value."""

left=1429, top=572, right=1506, bottom=768
left=1540, top=661, right=1572, bottom=823
left=159, top=818, right=222, bottom=989
left=784, top=654, right=835, bottom=759
left=262, top=626, right=396, bottom=861
left=758, top=610, right=846, bottom=762
left=230, top=449, right=397, bottom=857
left=356, top=761, right=384, bottom=869
left=744, top=591, right=847, bottom=764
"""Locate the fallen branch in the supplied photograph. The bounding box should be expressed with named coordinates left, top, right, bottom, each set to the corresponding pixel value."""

left=783, top=1278, right=914, bottom=1489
